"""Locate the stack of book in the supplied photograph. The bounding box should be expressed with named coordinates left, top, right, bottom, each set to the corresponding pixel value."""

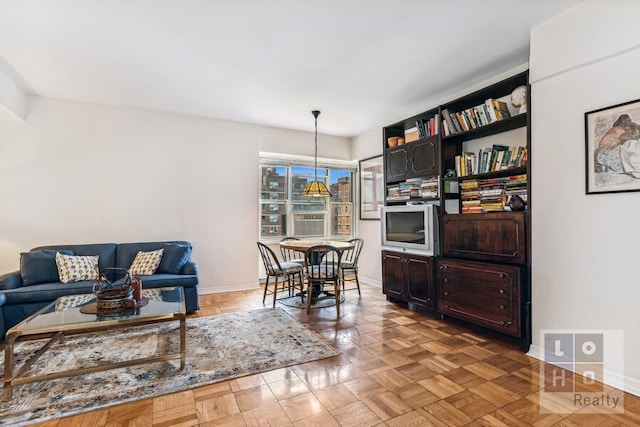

left=460, top=175, right=528, bottom=213
left=460, top=180, right=481, bottom=214
left=386, top=184, right=406, bottom=201
left=505, top=174, right=528, bottom=209
left=479, top=179, right=506, bottom=212
left=441, top=97, right=515, bottom=137
left=419, top=177, right=439, bottom=198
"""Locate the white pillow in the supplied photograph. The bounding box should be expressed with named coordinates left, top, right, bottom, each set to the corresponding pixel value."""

left=55, top=252, right=100, bottom=284
left=129, top=249, right=164, bottom=276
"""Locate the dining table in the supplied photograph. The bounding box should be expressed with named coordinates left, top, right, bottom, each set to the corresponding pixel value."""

left=278, top=239, right=355, bottom=304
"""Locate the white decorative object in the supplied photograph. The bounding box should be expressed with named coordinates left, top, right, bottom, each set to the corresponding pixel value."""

left=510, top=85, right=527, bottom=114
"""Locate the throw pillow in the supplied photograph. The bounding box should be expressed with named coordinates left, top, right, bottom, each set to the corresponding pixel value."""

left=20, top=249, right=74, bottom=286
left=157, top=244, right=192, bottom=274
left=55, top=252, right=100, bottom=284
left=129, top=249, right=164, bottom=276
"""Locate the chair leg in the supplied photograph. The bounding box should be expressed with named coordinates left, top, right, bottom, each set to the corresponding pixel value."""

left=297, top=272, right=304, bottom=303
left=334, top=280, right=340, bottom=316
left=354, top=268, right=361, bottom=296
left=306, top=279, right=312, bottom=314
left=263, top=275, right=270, bottom=304
left=272, top=276, right=279, bottom=308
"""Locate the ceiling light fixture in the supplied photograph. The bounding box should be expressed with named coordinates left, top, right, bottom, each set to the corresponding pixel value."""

left=301, top=110, right=332, bottom=198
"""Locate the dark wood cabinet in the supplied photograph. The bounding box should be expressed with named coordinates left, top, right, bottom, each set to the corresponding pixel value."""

left=442, top=212, right=526, bottom=264
left=385, top=146, right=409, bottom=183
left=385, top=137, right=438, bottom=183
left=436, top=258, right=523, bottom=337
left=382, top=250, right=434, bottom=310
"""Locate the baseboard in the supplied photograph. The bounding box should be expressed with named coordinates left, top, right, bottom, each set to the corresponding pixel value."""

left=198, top=282, right=259, bottom=295
left=198, top=278, right=382, bottom=295
left=360, top=277, right=382, bottom=288
left=528, top=344, right=640, bottom=397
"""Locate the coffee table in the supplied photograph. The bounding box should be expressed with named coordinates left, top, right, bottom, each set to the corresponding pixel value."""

left=3, top=287, right=186, bottom=401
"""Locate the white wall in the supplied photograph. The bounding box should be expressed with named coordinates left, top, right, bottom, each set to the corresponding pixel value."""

left=0, top=97, right=351, bottom=294
left=529, top=0, right=640, bottom=394
left=352, top=127, right=384, bottom=288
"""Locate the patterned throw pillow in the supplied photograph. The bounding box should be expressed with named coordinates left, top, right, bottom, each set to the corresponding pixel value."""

left=129, top=249, right=164, bottom=276
left=55, top=252, right=100, bottom=284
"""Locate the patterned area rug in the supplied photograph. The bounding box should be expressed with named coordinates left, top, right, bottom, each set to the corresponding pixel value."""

left=0, top=308, right=338, bottom=426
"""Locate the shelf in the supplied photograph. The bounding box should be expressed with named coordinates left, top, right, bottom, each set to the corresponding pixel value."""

left=443, top=166, right=527, bottom=182
left=386, top=197, right=439, bottom=205
left=385, top=134, right=438, bottom=152
left=441, top=114, right=527, bottom=144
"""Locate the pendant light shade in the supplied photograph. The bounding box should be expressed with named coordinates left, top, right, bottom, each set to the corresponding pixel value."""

left=301, top=110, right=332, bottom=197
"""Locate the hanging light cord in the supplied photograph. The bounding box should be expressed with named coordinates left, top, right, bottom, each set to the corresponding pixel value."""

left=312, top=110, right=320, bottom=183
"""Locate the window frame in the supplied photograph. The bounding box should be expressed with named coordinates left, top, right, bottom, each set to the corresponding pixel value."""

left=259, top=153, right=357, bottom=242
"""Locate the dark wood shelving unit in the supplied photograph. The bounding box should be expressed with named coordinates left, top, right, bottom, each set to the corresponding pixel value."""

left=380, top=70, right=531, bottom=350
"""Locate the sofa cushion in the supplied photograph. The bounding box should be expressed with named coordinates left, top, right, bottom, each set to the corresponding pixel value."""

left=129, top=249, right=164, bottom=275
left=55, top=252, right=100, bottom=284
left=32, top=243, right=117, bottom=274
left=158, top=244, right=192, bottom=274
left=20, top=249, right=73, bottom=286
left=116, top=241, right=192, bottom=270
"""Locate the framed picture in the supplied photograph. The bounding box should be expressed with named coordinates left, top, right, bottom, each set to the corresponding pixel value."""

left=585, top=98, right=640, bottom=194
left=359, top=155, right=384, bottom=220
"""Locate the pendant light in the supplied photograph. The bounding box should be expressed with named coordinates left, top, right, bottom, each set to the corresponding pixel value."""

left=301, top=110, right=332, bottom=197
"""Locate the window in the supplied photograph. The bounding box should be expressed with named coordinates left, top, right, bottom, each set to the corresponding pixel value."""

left=259, top=155, right=356, bottom=240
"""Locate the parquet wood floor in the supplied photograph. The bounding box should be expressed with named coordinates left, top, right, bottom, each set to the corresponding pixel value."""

left=28, top=283, right=640, bottom=426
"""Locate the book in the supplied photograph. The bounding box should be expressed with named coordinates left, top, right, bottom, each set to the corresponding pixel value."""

left=441, top=109, right=458, bottom=135
left=485, top=99, right=498, bottom=122
left=492, top=99, right=511, bottom=120
left=455, top=112, right=468, bottom=132
left=404, top=126, right=419, bottom=142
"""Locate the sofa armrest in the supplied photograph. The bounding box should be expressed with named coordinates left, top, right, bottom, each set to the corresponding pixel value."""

left=182, top=260, right=199, bottom=277
left=0, top=271, right=23, bottom=290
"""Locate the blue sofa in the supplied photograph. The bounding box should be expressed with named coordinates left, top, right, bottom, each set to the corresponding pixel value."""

left=0, top=241, right=199, bottom=338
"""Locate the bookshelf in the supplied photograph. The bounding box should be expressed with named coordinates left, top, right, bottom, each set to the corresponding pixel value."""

left=381, top=70, right=531, bottom=349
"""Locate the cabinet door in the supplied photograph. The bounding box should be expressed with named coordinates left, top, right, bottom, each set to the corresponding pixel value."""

left=408, top=139, right=438, bottom=178
left=382, top=251, right=405, bottom=299
left=442, top=212, right=526, bottom=264
left=406, top=255, right=435, bottom=309
left=437, top=258, right=522, bottom=337
left=385, top=147, right=408, bottom=182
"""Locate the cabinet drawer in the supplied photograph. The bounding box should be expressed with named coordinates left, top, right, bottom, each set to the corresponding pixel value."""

left=437, top=259, right=522, bottom=337
left=442, top=212, right=526, bottom=264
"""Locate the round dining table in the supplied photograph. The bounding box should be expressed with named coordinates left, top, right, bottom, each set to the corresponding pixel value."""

left=278, top=239, right=354, bottom=253
left=278, top=239, right=355, bottom=306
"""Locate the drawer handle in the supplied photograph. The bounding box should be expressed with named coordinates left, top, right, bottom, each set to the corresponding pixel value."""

left=443, top=278, right=448, bottom=283
left=440, top=265, right=447, bottom=270
left=499, top=304, right=505, bottom=310
left=501, top=321, right=513, bottom=326
left=444, top=291, right=449, bottom=296
left=444, top=304, right=449, bottom=309
left=499, top=289, right=505, bottom=294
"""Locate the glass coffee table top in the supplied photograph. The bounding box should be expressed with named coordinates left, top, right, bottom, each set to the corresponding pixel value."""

left=10, top=287, right=185, bottom=336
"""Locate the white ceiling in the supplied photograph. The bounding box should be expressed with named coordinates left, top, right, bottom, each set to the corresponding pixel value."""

left=0, top=0, right=584, bottom=137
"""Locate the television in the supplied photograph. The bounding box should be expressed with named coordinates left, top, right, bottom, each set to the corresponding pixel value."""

left=381, top=204, right=439, bottom=256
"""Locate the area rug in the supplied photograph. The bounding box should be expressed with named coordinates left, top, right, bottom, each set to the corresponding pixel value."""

left=0, top=308, right=339, bottom=426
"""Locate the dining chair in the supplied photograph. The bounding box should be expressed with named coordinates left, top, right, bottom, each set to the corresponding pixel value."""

left=303, top=245, right=342, bottom=316
left=257, top=242, right=304, bottom=308
left=279, top=236, right=305, bottom=266
left=340, top=238, right=364, bottom=295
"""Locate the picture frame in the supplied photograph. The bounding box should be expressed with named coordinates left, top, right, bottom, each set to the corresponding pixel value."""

left=585, top=98, right=640, bottom=194
left=359, top=155, right=384, bottom=220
